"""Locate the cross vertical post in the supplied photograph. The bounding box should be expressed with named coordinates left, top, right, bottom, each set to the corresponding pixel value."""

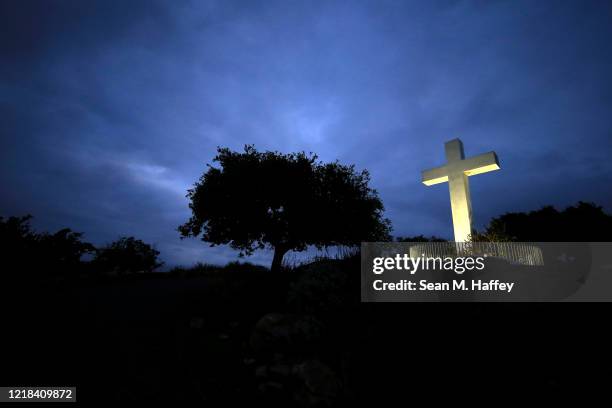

left=445, top=140, right=473, bottom=244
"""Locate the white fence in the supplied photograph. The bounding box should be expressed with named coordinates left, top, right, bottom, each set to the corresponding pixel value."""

left=409, top=242, right=544, bottom=266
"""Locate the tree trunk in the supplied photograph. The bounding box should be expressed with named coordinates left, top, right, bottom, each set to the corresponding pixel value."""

left=271, top=245, right=288, bottom=273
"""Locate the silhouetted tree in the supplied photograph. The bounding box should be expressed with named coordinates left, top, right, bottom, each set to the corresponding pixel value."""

left=0, top=215, right=37, bottom=272
left=94, top=237, right=162, bottom=274
left=0, top=215, right=95, bottom=278
left=179, top=146, right=391, bottom=272
left=476, top=201, right=612, bottom=241
left=36, top=229, right=95, bottom=275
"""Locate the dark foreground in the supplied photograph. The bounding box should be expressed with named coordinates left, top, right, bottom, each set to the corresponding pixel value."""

left=2, top=257, right=610, bottom=404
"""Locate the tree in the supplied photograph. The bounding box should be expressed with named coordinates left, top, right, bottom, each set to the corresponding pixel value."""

left=0, top=215, right=36, bottom=254
left=36, top=228, right=95, bottom=275
left=179, top=145, right=391, bottom=272
left=0, top=215, right=95, bottom=278
left=0, top=215, right=37, bottom=276
left=475, top=201, right=612, bottom=241
left=94, top=237, right=162, bottom=274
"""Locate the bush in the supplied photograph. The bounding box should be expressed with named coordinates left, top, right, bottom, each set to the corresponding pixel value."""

left=287, top=254, right=360, bottom=315
left=93, top=237, right=162, bottom=274
left=0, top=215, right=94, bottom=279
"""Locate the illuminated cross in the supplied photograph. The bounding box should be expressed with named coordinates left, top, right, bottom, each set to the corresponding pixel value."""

left=422, top=139, right=500, bottom=242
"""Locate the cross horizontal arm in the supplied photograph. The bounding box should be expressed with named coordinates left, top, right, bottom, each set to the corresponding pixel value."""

left=422, top=165, right=448, bottom=186
left=461, top=151, right=500, bottom=176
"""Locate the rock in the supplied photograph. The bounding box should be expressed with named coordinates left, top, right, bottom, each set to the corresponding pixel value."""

left=269, top=363, right=292, bottom=376
left=249, top=313, right=324, bottom=354
left=189, top=316, right=205, bottom=329
left=249, top=315, right=343, bottom=404
left=257, top=381, right=284, bottom=393
left=293, top=360, right=341, bottom=403
left=287, top=259, right=354, bottom=314
left=253, top=356, right=343, bottom=405
left=255, top=365, right=268, bottom=378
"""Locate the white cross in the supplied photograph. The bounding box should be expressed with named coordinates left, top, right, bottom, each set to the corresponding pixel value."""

left=422, top=139, right=500, bottom=242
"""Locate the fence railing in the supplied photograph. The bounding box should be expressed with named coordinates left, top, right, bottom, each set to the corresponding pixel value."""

left=409, top=242, right=544, bottom=266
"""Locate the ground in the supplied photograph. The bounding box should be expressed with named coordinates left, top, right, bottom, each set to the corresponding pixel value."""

left=1, top=258, right=609, bottom=404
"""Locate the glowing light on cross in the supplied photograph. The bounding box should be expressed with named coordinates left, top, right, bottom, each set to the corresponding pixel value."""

left=422, top=139, right=500, bottom=242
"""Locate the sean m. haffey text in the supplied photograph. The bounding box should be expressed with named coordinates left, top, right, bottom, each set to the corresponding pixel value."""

left=372, top=254, right=486, bottom=275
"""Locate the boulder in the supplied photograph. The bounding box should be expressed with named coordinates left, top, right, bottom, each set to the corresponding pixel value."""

left=293, top=359, right=341, bottom=405
left=249, top=313, right=324, bottom=354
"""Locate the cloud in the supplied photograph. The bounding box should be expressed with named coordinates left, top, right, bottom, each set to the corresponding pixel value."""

left=1, top=0, right=611, bottom=266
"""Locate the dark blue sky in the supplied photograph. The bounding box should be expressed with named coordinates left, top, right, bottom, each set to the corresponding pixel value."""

left=2, top=0, right=612, bottom=266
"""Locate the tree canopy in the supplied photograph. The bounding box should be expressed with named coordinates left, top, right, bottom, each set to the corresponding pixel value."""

left=179, top=146, right=391, bottom=272
left=474, top=201, right=612, bottom=241
left=0, top=215, right=95, bottom=278
left=93, top=236, right=163, bottom=274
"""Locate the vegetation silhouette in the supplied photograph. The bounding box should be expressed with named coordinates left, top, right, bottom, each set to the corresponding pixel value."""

left=0, top=215, right=95, bottom=279
left=179, top=145, right=391, bottom=273
left=472, top=201, right=612, bottom=242
left=93, top=236, right=163, bottom=275
left=2, top=201, right=612, bottom=403
left=0, top=216, right=162, bottom=279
